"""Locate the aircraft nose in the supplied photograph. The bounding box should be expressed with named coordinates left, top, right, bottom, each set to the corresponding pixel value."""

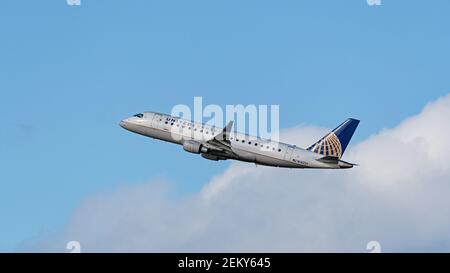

left=119, top=120, right=127, bottom=129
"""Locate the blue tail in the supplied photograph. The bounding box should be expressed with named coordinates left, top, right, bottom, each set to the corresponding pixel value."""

left=307, top=118, right=360, bottom=159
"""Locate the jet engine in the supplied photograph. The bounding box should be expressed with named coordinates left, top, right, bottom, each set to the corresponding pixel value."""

left=183, top=140, right=207, bottom=154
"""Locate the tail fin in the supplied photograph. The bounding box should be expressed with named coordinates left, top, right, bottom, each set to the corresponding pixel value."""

left=307, top=118, right=360, bottom=159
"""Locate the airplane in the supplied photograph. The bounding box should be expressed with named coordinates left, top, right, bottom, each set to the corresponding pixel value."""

left=119, top=112, right=360, bottom=169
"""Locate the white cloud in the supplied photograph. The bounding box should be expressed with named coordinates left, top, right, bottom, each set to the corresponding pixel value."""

left=29, top=94, right=450, bottom=252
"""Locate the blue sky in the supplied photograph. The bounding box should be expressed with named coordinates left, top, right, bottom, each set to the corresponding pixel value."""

left=0, top=0, right=449, bottom=251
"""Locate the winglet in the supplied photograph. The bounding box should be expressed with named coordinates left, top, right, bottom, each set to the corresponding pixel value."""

left=214, top=121, right=234, bottom=142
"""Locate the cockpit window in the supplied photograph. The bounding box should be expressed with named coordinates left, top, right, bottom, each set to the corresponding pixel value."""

left=133, top=113, right=144, bottom=118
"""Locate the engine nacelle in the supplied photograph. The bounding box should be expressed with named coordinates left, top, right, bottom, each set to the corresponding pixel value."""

left=183, top=140, right=207, bottom=154
left=201, top=153, right=227, bottom=161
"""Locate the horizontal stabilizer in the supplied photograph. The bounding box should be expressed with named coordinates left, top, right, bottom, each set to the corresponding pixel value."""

left=317, top=155, right=340, bottom=162
left=317, top=156, right=357, bottom=169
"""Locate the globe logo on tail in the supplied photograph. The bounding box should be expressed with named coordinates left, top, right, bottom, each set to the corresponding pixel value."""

left=308, top=132, right=343, bottom=159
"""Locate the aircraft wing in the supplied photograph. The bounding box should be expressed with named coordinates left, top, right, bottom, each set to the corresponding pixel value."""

left=202, top=121, right=237, bottom=157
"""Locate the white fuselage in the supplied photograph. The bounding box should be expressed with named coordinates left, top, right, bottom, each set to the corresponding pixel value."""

left=120, top=112, right=351, bottom=169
